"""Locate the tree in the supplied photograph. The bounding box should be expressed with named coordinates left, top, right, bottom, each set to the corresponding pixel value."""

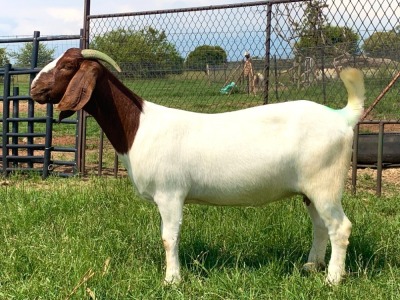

left=296, top=24, right=359, bottom=57
left=0, top=48, right=10, bottom=66
left=91, top=27, right=184, bottom=78
left=185, top=45, right=227, bottom=70
left=10, top=43, right=55, bottom=67
left=294, top=1, right=359, bottom=58
left=362, top=29, right=400, bottom=59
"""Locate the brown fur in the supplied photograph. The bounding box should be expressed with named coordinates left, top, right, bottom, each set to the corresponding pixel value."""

left=31, top=48, right=143, bottom=154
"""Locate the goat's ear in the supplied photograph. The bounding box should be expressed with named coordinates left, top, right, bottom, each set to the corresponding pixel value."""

left=57, top=60, right=102, bottom=112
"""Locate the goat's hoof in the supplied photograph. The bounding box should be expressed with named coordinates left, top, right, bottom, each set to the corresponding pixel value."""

left=302, top=262, right=326, bottom=273
left=163, top=275, right=181, bottom=286
left=325, top=270, right=346, bottom=286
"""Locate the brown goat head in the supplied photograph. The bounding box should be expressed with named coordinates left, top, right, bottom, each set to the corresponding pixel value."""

left=30, top=48, right=120, bottom=119
left=31, top=48, right=87, bottom=105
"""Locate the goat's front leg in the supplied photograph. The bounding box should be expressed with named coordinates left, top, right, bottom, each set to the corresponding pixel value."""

left=155, top=192, right=184, bottom=284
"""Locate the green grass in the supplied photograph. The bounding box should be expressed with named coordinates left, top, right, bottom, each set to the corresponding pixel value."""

left=0, top=174, right=399, bottom=299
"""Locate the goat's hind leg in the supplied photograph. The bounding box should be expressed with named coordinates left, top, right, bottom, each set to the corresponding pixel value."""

left=308, top=195, right=352, bottom=285
left=303, top=196, right=328, bottom=273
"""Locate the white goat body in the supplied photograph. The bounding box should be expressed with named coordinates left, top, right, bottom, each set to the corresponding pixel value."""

left=124, top=100, right=352, bottom=206
left=30, top=49, right=365, bottom=285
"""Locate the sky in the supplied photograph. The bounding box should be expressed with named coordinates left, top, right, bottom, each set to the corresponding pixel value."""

left=0, top=0, right=397, bottom=61
left=0, top=0, right=259, bottom=36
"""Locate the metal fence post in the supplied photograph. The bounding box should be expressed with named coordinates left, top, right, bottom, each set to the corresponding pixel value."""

left=12, top=87, right=19, bottom=167
left=263, top=2, right=273, bottom=105
left=43, top=104, right=53, bottom=178
left=351, top=123, right=359, bottom=194
left=27, top=31, right=41, bottom=169
left=2, top=64, right=11, bottom=175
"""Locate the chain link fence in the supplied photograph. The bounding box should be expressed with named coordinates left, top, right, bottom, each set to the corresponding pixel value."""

left=83, top=0, right=400, bottom=178
left=86, top=0, right=399, bottom=118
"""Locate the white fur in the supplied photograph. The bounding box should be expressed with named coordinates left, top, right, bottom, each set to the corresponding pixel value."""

left=31, top=55, right=61, bottom=87
left=117, top=68, right=364, bottom=285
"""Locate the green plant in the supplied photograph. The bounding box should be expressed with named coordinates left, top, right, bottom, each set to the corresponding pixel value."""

left=0, top=175, right=399, bottom=298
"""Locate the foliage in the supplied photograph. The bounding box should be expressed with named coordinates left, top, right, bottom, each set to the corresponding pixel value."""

left=91, top=27, right=184, bottom=78
left=294, top=1, right=359, bottom=58
left=185, top=45, right=227, bottom=70
left=0, top=47, right=10, bottom=66
left=296, top=25, right=360, bottom=57
left=362, top=29, right=400, bottom=59
left=10, top=43, right=55, bottom=68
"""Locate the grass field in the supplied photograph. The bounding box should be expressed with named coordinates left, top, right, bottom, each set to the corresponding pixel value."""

left=0, top=173, right=399, bottom=299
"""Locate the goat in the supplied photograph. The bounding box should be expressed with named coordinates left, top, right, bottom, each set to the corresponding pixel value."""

left=253, top=72, right=264, bottom=94
left=30, top=48, right=365, bottom=285
left=315, top=67, right=341, bottom=81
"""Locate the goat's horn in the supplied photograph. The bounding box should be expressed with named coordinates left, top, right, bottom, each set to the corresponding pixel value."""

left=81, top=49, right=122, bottom=72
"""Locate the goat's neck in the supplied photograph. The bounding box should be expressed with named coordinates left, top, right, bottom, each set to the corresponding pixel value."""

left=84, top=74, right=143, bottom=154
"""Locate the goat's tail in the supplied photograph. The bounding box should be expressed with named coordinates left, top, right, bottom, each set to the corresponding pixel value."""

left=340, top=68, right=365, bottom=126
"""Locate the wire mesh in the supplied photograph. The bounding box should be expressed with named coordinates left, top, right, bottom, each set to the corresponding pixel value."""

left=87, top=0, right=399, bottom=119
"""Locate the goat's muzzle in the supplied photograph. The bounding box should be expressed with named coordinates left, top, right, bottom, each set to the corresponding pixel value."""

left=30, top=85, right=57, bottom=105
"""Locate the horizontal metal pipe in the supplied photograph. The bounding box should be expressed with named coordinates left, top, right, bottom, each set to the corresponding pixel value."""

left=0, top=34, right=81, bottom=44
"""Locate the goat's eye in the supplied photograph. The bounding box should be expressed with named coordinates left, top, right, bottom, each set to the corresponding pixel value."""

left=62, top=64, right=74, bottom=71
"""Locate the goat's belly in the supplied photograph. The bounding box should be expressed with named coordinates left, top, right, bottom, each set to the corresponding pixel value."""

left=185, top=184, right=297, bottom=206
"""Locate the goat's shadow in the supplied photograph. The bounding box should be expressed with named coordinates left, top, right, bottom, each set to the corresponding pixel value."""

left=145, top=234, right=396, bottom=281
left=178, top=239, right=307, bottom=279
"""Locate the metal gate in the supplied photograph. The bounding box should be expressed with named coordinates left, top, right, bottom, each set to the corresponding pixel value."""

left=0, top=31, right=82, bottom=177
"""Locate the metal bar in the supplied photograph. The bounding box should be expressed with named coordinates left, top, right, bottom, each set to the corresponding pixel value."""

left=2, top=64, right=11, bottom=175
left=6, top=133, right=46, bottom=138
left=274, top=55, right=279, bottom=101
left=6, top=144, right=45, bottom=149
left=27, top=31, right=41, bottom=169
left=6, top=168, right=44, bottom=173
left=0, top=35, right=81, bottom=44
left=351, top=124, right=359, bottom=195
left=114, top=153, right=118, bottom=178
left=83, top=0, right=91, bottom=49
left=51, top=160, right=76, bottom=166
left=263, top=2, right=273, bottom=104
left=7, top=156, right=44, bottom=162
left=53, top=147, right=77, bottom=152
left=1, top=95, right=35, bottom=101
left=12, top=88, right=19, bottom=163
left=7, top=117, right=47, bottom=122
left=87, top=0, right=304, bottom=19
left=75, top=31, right=85, bottom=175
left=98, top=130, right=104, bottom=176
left=43, top=104, right=54, bottom=178
left=376, top=122, right=384, bottom=197
left=75, top=110, right=82, bottom=175
left=361, top=71, right=400, bottom=120
left=81, top=113, right=89, bottom=175
left=0, top=69, right=39, bottom=76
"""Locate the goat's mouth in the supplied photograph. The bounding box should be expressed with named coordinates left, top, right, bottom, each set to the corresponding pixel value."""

left=30, top=88, right=59, bottom=105
left=30, top=92, right=51, bottom=104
